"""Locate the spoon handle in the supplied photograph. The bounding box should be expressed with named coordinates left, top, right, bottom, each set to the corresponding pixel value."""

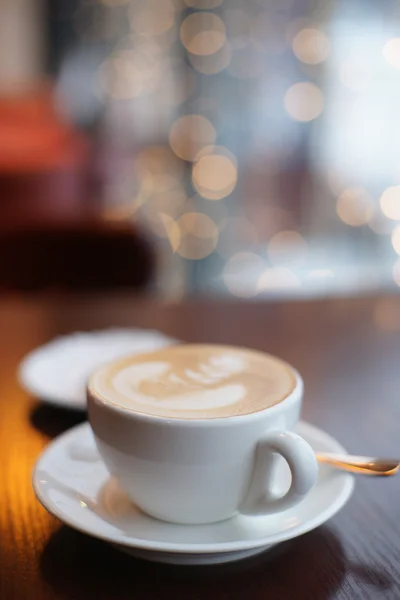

left=315, top=453, right=400, bottom=476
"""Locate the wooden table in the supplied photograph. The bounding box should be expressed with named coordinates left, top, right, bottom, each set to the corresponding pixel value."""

left=1, top=294, right=400, bottom=599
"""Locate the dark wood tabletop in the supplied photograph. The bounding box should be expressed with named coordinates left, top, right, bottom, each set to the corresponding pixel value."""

left=1, top=293, right=400, bottom=600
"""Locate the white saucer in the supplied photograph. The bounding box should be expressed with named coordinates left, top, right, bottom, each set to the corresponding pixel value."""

left=19, top=328, right=177, bottom=410
left=33, top=421, right=354, bottom=565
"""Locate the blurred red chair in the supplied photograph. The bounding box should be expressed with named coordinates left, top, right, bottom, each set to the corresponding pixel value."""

left=0, top=88, right=155, bottom=292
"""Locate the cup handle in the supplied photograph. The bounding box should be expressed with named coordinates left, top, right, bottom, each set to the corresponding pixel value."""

left=241, top=431, right=318, bottom=516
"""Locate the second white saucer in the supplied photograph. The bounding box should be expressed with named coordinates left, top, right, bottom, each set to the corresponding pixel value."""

left=19, top=328, right=177, bottom=410
left=33, top=421, right=354, bottom=565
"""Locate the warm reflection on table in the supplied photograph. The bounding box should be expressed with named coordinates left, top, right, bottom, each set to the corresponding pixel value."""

left=0, top=294, right=400, bottom=599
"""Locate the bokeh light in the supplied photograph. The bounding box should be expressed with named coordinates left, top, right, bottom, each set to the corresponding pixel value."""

left=194, top=144, right=237, bottom=166
left=284, top=82, right=324, bottom=122
left=97, top=51, right=144, bottom=99
left=96, top=40, right=180, bottom=99
left=180, top=12, right=226, bottom=56
left=391, top=225, right=400, bottom=255
left=188, top=43, right=232, bottom=74
left=268, top=230, right=308, bottom=264
left=192, top=151, right=237, bottom=199
left=258, top=267, right=300, bottom=291
left=176, top=212, right=219, bottom=259
left=169, top=115, right=216, bottom=162
left=292, top=28, right=329, bottom=64
left=336, top=188, right=374, bottom=226
left=383, top=38, right=400, bottom=69
left=223, top=252, right=264, bottom=297
left=128, top=0, right=175, bottom=37
left=136, top=145, right=184, bottom=179
left=380, top=186, right=400, bottom=220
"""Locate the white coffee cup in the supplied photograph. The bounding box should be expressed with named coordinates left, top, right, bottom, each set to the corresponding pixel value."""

left=87, top=351, right=318, bottom=525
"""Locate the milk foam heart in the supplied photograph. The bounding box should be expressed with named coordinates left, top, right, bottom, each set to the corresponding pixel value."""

left=89, top=344, right=296, bottom=419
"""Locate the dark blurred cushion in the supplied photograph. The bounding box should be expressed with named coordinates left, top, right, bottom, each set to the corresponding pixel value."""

left=0, top=222, right=155, bottom=292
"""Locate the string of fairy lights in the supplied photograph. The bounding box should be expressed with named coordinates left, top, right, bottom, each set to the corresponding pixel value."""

left=71, top=0, right=400, bottom=296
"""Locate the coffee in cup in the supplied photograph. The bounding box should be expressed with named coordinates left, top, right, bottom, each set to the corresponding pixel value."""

left=91, top=344, right=296, bottom=420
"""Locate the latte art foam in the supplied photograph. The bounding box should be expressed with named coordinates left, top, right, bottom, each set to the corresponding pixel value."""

left=90, top=345, right=296, bottom=419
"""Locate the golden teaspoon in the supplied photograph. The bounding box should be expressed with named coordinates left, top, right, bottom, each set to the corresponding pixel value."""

left=315, top=453, right=400, bottom=476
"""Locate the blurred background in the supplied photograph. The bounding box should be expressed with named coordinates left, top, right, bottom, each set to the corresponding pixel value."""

left=1, top=0, right=400, bottom=302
